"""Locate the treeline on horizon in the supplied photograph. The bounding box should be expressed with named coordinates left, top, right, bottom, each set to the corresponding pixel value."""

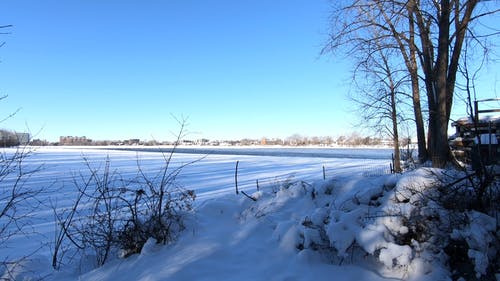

left=1, top=130, right=408, bottom=147
left=0, top=129, right=19, bottom=147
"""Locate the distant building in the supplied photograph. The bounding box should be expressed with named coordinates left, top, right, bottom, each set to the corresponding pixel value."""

left=124, top=139, right=140, bottom=145
left=59, top=136, right=92, bottom=145
left=195, top=139, right=210, bottom=146
left=0, top=130, right=30, bottom=146
left=30, top=139, right=49, bottom=146
left=15, top=133, right=30, bottom=145
left=181, top=140, right=194, bottom=145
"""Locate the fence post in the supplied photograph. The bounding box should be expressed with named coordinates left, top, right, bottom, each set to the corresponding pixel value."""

left=488, top=121, right=493, bottom=163
left=235, top=160, right=239, bottom=195
left=256, top=179, right=260, bottom=191
left=474, top=100, right=479, bottom=124
left=391, top=153, right=395, bottom=174
left=323, top=165, right=326, bottom=180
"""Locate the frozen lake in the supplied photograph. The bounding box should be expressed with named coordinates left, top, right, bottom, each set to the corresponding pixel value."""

left=1, top=146, right=393, bottom=263
left=108, top=146, right=394, bottom=160
left=4, top=146, right=395, bottom=202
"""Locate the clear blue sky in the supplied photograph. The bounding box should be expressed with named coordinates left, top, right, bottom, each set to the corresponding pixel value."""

left=0, top=0, right=353, bottom=142
left=0, top=1, right=498, bottom=142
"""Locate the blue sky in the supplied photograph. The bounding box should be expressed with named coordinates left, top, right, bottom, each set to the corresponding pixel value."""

left=0, top=0, right=352, bottom=142
left=0, top=1, right=498, bottom=142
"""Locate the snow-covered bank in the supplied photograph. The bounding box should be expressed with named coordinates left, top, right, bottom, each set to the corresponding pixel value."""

left=74, top=186, right=396, bottom=281
left=69, top=168, right=497, bottom=281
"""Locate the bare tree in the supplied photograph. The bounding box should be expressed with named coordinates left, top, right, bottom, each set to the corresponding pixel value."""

left=323, top=0, right=429, bottom=163
left=323, top=0, right=499, bottom=167
left=0, top=146, right=45, bottom=279
left=350, top=28, right=409, bottom=171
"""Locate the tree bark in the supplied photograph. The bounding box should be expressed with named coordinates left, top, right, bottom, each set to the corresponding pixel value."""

left=428, top=0, right=453, bottom=167
left=412, top=0, right=450, bottom=167
left=407, top=5, right=428, bottom=162
left=378, top=1, right=428, bottom=163
left=390, top=82, right=402, bottom=172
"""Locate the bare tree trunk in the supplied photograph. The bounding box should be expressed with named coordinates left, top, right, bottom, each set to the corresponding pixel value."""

left=390, top=84, right=402, bottom=172
left=378, top=1, right=428, bottom=163
left=411, top=76, right=427, bottom=162
left=414, top=0, right=481, bottom=168
left=407, top=6, right=427, bottom=162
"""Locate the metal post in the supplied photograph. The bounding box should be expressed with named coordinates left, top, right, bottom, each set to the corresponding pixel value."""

left=474, top=100, right=479, bottom=124
left=488, top=121, right=493, bottom=163
left=235, top=161, right=239, bottom=195
left=391, top=153, right=395, bottom=173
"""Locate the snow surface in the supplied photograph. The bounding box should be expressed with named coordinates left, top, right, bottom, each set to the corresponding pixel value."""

left=454, top=114, right=500, bottom=124
left=1, top=147, right=496, bottom=280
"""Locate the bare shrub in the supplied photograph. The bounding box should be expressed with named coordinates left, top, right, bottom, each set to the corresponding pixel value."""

left=116, top=119, right=198, bottom=257
left=1, top=146, right=44, bottom=278
left=52, top=120, right=197, bottom=269
left=117, top=186, right=195, bottom=257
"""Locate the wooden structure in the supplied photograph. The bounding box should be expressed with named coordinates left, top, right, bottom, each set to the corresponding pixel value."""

left=449, top=98, right=500, bottom=167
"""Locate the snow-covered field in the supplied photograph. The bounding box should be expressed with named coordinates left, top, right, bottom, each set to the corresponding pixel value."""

left=1, top=147, right=498, bottom=280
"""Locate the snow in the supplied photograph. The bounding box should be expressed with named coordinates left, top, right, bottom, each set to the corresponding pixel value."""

left=454, top=114, right=500, bottom=125
left=1, top=146, right=497, bottom=280
left=378, top=243, right=413, bottom=269
left=451, top=210, right=497, bottom=278
left=73, top=179, right=394, bottom=281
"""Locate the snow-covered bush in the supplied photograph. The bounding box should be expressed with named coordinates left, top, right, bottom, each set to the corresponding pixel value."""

left=449, top=211, right=497, bottom=279
left=242, top=167, right=499, bottom=280
left=438, top=170, right=500, bottom=280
